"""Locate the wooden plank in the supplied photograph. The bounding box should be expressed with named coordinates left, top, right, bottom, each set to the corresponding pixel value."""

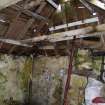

left=46, top=0, right=58, bottom=9
left=19, top=1, right=48, bottom=55
left=12, top=5, right=47, bottom=21
left=79, top=0, right=94, bottom=13
left=0, top=38, right=32, bottom=47
left=0, top=0, right=22, bottom=10
left=49, top=17, right=99, bottom=31
left=37, top=40, right=104, bottom=51
left=39, top=45, right=55, bottom=50
left=36, top=1, right=47, bottom=13
left=86, top=0, right=105, bottom=10
left=49, top=31, right=105, bottom=42
left=24, top=0, right=42, bottom=10
left=72, top=69, right=98, bottom=79
left=6, top=18, right=26, bottom=39
left=9, top=18, right=35, bottom=53
left=22, top=24, right=105, bottom=43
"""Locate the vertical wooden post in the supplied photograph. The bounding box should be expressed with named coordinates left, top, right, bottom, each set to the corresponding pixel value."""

left=28, top=54, right=35, bottom=105
left=63, top=38, right=76, bottom=105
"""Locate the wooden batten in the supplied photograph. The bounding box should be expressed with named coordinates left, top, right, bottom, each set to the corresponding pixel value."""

left=22, top=23, right=105, bottom=43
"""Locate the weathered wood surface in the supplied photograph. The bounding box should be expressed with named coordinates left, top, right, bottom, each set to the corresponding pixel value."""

left=49, top=17, right=99, bottom=31
left=0, top=38, right=32, bottom=47
left=22, top=23, right=105, bottom=43
left=86, top=0, right=105, bottom=10
left=0, top=0, right=22, bottom=10
left=0, top=24, right=105, bottom=50
left=46, top=0, right=58, bottom=9
left=72, top=69, right=98, bottom=79
left=12, top=5, right=47, bottom=21
left=8, top=18, right=35, bottom=53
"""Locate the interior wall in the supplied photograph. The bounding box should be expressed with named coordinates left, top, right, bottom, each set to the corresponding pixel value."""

left=0, top=50, right=100, bottom=105
left=32, top=56, right=87, bottom=105
left=0, top=54, right=32, bottom=105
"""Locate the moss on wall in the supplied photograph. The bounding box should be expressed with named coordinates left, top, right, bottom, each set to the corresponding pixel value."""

left=0, top=49, right=101, bottom=105
left=0, top=55, right=32, bottom=105
left=19, top=57, right=32, bottom=91
left=32, top=55, right=87, bottom=105
left=52, top=79, right=63, bottom=105
left=75, top=50, right=101, bottom=72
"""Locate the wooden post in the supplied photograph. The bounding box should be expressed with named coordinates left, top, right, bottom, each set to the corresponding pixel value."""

left=63, top=38, right=76, bottom=105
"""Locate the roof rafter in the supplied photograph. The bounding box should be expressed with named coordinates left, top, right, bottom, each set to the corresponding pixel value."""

left=0, top=0, right=22, bottom=10
left=11, top=4, right=47, bottom=21
left=46, top=0, right=59, bottom=9
left=86, top=0, right=105, bottom=10
left=0, top=24, right=105, bottom=50
left=49, top=17, right=99, bottom=31
left=22, top=23, right=105, bottom=43
left=0, top=38, right=32, bottom=47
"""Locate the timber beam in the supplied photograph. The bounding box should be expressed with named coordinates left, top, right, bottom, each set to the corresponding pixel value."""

left=46, top=0, right=58, bottom=9
left=22, top=23, right=105, bottom=43
left=0, top=38, right=32, bottom=47
left=0, top=0, right=22, bottom=10
left=86, top=0, right=105, bottom=10
left=11, top=4, right=47, bottom=21
left=49, top=17, right=99, bottom=31
left=79, top=0, right=94, bottom=14
left=1, top=24, right=105, bottom=49
left=72, top=69, right=98, bottom=79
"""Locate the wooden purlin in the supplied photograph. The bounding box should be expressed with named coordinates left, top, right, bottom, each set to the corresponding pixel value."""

left=12, top=4, right=47, bottom=21
left=8, top=18, right=35, bottom=53
left=0, top=24, right=105, bottom=52
left=0, top=0, right=59, bottom=54
left=18, top=1, right=49, bottom=55
left=22, top=24, right=105, bottom=43
left=63, top=38, right=76, bottom=105
left=0, top=13, right=22, bottom=50
left=46, top=0, right=59, bottom=9
left=7, top=0, right=47, bottom=54
left=49, top=17, right=99, bottom=31
left=86, top=0, right=105, bottom=10
left=0, top=38, right=32, bottom=47
left=0, top=0, right=22, bottom=10
left=1, top=0, right=34, bottom=53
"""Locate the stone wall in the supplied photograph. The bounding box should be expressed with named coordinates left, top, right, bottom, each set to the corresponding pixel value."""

left=0, top=54, right=32, bottom=105
left=0, top=50, right=101, bottom=105
left=32, top=56, right=87, bottom=105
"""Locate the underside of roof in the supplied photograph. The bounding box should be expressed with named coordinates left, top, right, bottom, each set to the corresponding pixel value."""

left=0, top=0, right=105, bottom=56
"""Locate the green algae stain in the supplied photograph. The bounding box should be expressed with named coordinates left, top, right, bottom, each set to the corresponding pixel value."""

left=0, top=55, right=33, bottom=105
left=0, top=72, right=7, bottom=84
left=52, top=79, right=63, bottom=105
left=19, top=57, right=32, bottom=91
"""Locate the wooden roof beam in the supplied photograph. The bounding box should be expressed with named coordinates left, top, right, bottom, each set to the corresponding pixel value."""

left=49, top=17, right=99, bottom=31
left=72, top=69, right=98, bottom=79
left=8, top=18, right=35, bottom=53
left=46, top=0, right=59, bottom=9
left=24, top=0, right=42, bottom=10
left=22, top=23, right=105, bottom=43
left=80, top=0, right=94, bottom=14
left=0, top=0, right=22, bottom=10
left=86, top=0, right=105, bottom=10
left=11, top=4, right=47, bottom=21
left=0, top=38, right=32, bottom=47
